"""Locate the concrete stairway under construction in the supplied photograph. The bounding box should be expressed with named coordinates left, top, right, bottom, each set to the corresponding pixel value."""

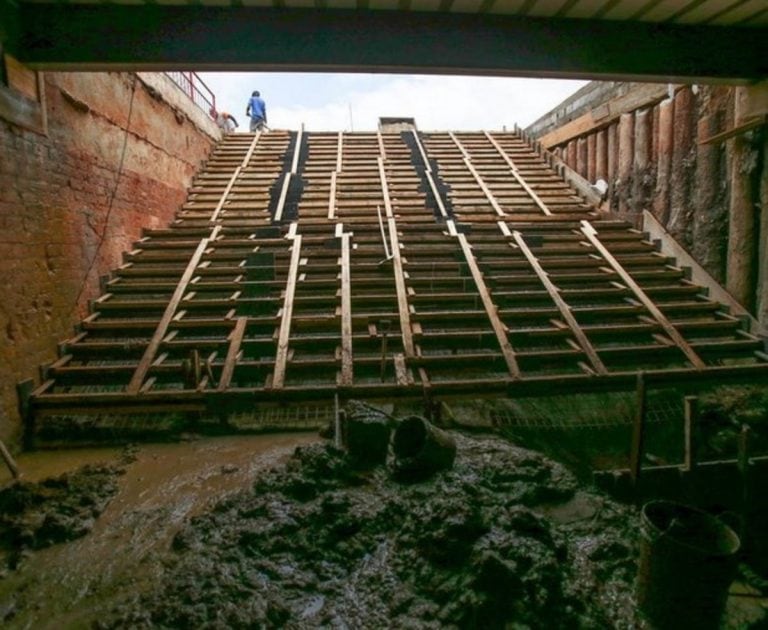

left=22, top=128, right=768, bottom=435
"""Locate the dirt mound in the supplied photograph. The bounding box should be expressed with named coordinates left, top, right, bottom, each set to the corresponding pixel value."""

left=0, top=464, right=122, bottom=572
left=108, top=433, right=641, bottom=628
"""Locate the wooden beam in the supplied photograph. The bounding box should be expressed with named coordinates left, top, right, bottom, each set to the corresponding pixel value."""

left=387, top=216, right=415, bottom=358
left=272, top=231, right=302, bottom=389
left=629, top=372, right=647, bottom=487
left=241, top=131, right=262, bottom=168
left=336, top=131, right=343, bottom=173
left=127, top=227, right=220, bottom=394
left=581, top=220, right=706, bottom=369
left=339, top=231, right=353, bottom=385
left=512, top=230, right=607, bottom=375
left=377, top=130, right=387, bottom=160
left=377, top=156, right=394, bottom=219
left=328, top=170, right=337, bottom=219
left=291, top=124, right=303, bottom=174
left=209, top=166, right=241, bottom=223
left=485, top=131, right=553, bottom=216
left=449, top=133, right=505, bottom=217
left=273, top=172, right=292, bottom=223
left=217, top=316, right=248, bottom=391
left=455, top=228, right=520, bottom=378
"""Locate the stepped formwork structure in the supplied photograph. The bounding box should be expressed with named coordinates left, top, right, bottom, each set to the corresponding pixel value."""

left=22, top=128, right=768, bottom=438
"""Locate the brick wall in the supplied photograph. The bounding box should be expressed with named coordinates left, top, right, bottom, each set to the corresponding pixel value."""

left=0, top=71, right=216, bottom=447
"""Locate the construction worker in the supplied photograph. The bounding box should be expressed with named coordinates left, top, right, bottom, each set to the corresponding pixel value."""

left=246, top=90, right=267, bottom=132
left=209, top=107, right=239, bottom=133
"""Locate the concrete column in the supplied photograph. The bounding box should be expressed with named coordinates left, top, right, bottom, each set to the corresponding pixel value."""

left=618, top=113, right=634, bottom=214
left=633, top=108, right=652, bottom=214
left=669, top=87, right=696, bottom=242
left=653, top=98, right=674, bottom=224
left=758, top=133, right=768, bottom=335
left=587, top=133, right=596, bottom=182
left=596, top=128, right=608, bottom=180
left=577, top=136, right=588, bottom=175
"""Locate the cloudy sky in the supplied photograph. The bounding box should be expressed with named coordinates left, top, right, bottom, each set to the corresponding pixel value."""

left=199, top=72, right=587, bottom=132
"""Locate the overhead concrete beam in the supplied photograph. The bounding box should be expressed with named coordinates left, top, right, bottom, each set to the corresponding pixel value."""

left=13, top=6, right=768, bottom=81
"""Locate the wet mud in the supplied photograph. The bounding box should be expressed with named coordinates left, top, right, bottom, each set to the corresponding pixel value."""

left=107, top=431, right=642, bottom=629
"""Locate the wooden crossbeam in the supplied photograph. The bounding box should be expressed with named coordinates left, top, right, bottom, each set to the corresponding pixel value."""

left=209, top=166, right=241, bottom=223
left=328, top=171, right=337, bottom=219
left=453, top=224, right=520, bottom=378
left=127, top=226, right=221, bottom=394
left=485, top=132, right=553, bottom=216
left=339, top=230, right=353, bottom=385
left=240, top=131, right=262, bottom=168
left=581, top=220, right=706, bottom=370
left=512, top=230, right=607, bottom=375
left=218, top=316, right=248, bottom=391
left=272, top=231, right=302, bottom=388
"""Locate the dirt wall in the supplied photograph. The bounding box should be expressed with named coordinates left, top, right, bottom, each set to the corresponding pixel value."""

left=0, top=71, right=216, bottom=448
left=528, top=82, right=767, bottom=333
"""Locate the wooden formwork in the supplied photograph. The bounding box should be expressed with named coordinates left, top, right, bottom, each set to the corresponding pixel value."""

left=23, top=128, right=768, bottom=432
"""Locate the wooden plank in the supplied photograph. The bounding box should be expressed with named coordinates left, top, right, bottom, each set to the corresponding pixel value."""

left=217, top=317, right=248, bottom=391
left=240, top=131, right=262, bottom=168
left=387, top=216, right=415, bottom=358
left=581, top=220, right=706, bottom=369
left=209, top=166, right=241, bottom=223
left=410, top=129, right=432, bottom=171
left=512, top=230, right=607, bottom=375
left=339, top=231, right=353, bottom=386
left=336, top=131, right=343, bottom=172
left=273, top=172, right=292, bottom=223
left=629, top=372, right=647, bottom=487
left=456, top=232, right=520, bottom=378
left=127, top=229, right=219, bottom=394
left=425, top=170, right=449, bottom=219
left=328, top=171, right=337, bottom=219
left=377, top=130, right=387, bottom=160
left=291, top=124, right=304, bottom=174
left=485, top=132, right=553, bottom=216
left=377, top=157, right=394, bottom=219
left=272, top=232, right=302, bottom=389
left=449, top=134, right=505, bottom=217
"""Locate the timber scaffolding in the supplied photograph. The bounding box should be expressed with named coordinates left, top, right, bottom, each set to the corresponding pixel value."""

left=21, top=128, right=768, bottom=434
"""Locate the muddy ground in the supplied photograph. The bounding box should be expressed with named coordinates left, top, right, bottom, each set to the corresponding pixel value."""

left=0, top=409, right=766, bottom=629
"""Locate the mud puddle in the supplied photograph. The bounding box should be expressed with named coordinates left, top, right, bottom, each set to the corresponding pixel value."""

left=0, top=433, right=318, bottom=628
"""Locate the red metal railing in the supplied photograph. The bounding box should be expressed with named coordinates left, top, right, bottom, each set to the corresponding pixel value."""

left=164, top=72, right=216, bottom=116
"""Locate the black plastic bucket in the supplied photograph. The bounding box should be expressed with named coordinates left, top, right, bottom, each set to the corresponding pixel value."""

left=636, top=500, right=740, bottom=629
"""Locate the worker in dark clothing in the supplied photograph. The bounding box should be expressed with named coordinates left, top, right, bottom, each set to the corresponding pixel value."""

left=246, top=90, right=267, bottom=132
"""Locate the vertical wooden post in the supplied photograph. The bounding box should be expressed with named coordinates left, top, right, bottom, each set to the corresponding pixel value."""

left=630, top=372, right=647, bottom=487
left=683, top=396, right=698, bottom=472
left=633, top=108, right=651, bottom=214
left=566, top=140, right=577, bottom=170
left=0, top=440, right=20, bottom=480
left=758, top=132, right=768, bottom=335
left=618, top=113, right=634, bottom=215
left=596, top=129, right=608, bottom=181
left=576, top=136, right=588, bottom=175
left=587, top=133, right=596, bottom=182
left=669, top=86, right=695, bottom=238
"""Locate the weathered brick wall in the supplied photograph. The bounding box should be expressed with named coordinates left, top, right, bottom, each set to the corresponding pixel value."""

left=0, top=72, right=216, bottom=447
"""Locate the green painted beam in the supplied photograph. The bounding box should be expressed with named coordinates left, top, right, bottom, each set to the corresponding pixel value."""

left=15, top=6, right=768, bottom=81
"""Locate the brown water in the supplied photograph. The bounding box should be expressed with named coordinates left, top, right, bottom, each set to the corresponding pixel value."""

left=0, top=433, right=318, bottom=629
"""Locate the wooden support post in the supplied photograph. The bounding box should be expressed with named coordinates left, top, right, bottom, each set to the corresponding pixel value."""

left=630, top=372, right=647, bottom=487
left=512, top=231, right=607, bottom=375
left=669, top=87, right=695, bottom=237
left=566, top=139, right=577, bottom=169
left=581, top=220, right=705, bottom=369
left=0, top=439, right=20, bottom=480
left=272, top=232, right=302, bottom=389
left=586, top=133, right=596, bottom=182
left=596, top=129, right=607, bottom=181
left=218, top=317, right=248, bottom=391
left=618, top=113, right=634, bottom=215
left=456, top=232, right=520, bottom=378
left=683, top=395, right=698, bottom=472
left=339, top=231, right=353, bottom=386
left=633, top=108, right=651, bottom=214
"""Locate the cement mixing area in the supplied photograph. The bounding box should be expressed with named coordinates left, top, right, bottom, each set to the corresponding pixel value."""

left=2, top=4, right=768, bottom=625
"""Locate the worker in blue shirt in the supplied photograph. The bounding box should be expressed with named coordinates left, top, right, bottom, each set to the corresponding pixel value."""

left=246, top=90, right=267, bottom=132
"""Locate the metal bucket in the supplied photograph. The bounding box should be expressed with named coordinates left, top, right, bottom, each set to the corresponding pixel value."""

left=636, top=500, right=740, bottom=629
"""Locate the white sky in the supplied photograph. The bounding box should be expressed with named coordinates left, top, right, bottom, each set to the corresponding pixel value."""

left=198, top=72, right=588, bottom=132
